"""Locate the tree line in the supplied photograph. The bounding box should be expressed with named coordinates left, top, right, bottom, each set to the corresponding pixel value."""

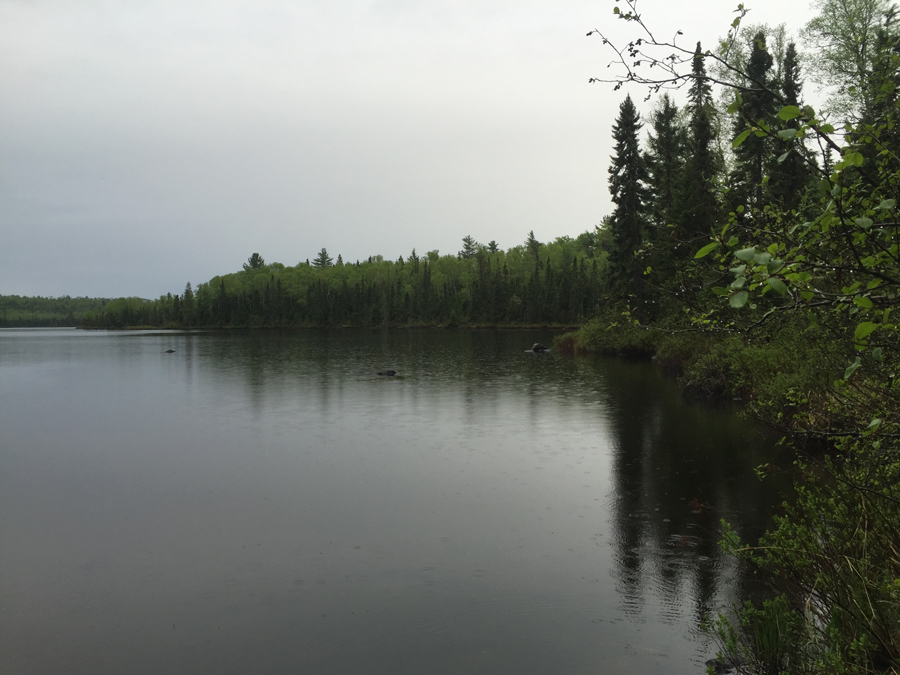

left=81, top=231, right=612, bottom=328
left=0, top=295, right=110, bottom=328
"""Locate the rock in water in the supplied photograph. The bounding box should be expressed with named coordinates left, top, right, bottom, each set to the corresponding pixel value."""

left=376, top=370, right=397, bottom=377
left=165, top=349, right=176, bottom=353
left=530, top=343, right=548, bottom=353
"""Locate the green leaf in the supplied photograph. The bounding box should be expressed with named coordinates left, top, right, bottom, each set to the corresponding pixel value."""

left=767, top=278, right=787, bottom=295
left=694, top=242, right=719, bottom=259
left=730, top=290, right=749, bottom=308
left=735, top=247, right=756, bottom=261
left=846, top=151, right=864, bottom=166
left=854, top=217, right=873, bottom=229
left=877, top=199, right=896, bottom=210
left=777, top=129, right=797, bottom=139
left=712, top=286, right=730, bottom=296
left=778, top=105, right=802, bottom=121
left=777, top=151, right=790, bottom=163
left=873, top=347, right=884, bottom=361
left=844, top=357, right=862, bottom=379
left=854, top=322, right=878, bottom=340
left=732, top=129, right=752, bottom=148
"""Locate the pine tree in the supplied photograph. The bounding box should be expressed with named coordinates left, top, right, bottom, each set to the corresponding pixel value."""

left=677, top=43, right=719, bottom=245
left=770, top=42, right=813, bottom=211
left=644, top=93, right=687, bottom=293
left=646, top=93, right=686, bottom=228
left=607, top=94, right=648, bottom=299
left=525, top=231, right=542, bottom=270
left=460, top=236, right=477, bottom=260
left=243, top=253, right=265, bottom=270
left=182, top=282, right=194, bottom=325
left=312, top=248, right=334, bottom=268
left=732, top=31, right=778, bottom=212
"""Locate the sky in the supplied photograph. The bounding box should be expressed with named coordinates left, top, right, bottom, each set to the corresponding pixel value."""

left=1, top=0, right=821, bottom=299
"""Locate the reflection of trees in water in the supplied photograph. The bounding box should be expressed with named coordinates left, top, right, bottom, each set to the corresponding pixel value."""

left=600, top=357, right=782, bottom=625
left=194, top=329, right=566, bottom=423
left=189, top=330, right=781, bottom=630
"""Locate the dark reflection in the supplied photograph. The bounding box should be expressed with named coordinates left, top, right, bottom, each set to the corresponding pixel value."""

left=0, top=328, right=788, bottom=675
left=600, top=357, right=788, bottom=625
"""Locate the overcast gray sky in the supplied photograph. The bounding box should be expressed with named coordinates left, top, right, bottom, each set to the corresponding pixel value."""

left=1, top=0, right=819, bottom=299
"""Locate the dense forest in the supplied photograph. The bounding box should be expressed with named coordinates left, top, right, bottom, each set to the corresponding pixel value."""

left=0, top=295, right=110, bottom=327
left=560, top=2, right=899, bottom=674
left=78, top=231, right=610, bottom=329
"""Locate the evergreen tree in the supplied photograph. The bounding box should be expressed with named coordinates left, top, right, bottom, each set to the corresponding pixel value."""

left=460, top=236, right=477, bottom=260
left=525, top=231, right=542, bottom=270
left=182, top=282, right=194, bottom=325
left=645, top=93, right=686, bottom=228
left=243, top=253, right=265, bottom=270
left=770, top=42, right=813, bottom=211
left=732, top=31, right=778, bottom=212
left=312, top=248, right=334, bottom=268
left=607, top=94, right=648, bottom=299
left=677, top=43, right=719, bottom=245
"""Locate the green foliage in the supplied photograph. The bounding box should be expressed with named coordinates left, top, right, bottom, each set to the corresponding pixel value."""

left=801, top=0, right=898, bottom=120
left=716, top=444, right=900, bottom=674
left=83, top=231, right=608, bottom=329
left=607, top=94, right=649, bottom=301
left=312, top=248, right=334, bottom=268
left=590, top=4, right=900, bottom=671
left=243, top=252, right=265, bottom=270
left=677, top=43, right=720, bottom=243
left=0, top=295, right=111, bottom=327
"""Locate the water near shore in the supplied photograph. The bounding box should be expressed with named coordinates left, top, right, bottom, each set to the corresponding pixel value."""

left=0, top=328, right=786, bottom=674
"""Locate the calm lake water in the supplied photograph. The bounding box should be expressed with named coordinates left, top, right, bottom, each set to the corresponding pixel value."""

left=0, top=328, right=785, bottom=675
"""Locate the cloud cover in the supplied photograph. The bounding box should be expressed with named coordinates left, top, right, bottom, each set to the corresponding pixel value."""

left=0, top=0, right=816, bottom=298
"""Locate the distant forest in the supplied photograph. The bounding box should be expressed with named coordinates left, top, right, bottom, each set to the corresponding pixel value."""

left=0, top=296, right=110, bottom=328
left=78, top=231, right=611, bottom=329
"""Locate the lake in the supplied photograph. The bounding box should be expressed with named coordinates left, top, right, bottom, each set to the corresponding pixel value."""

left=0, top=328, right=785, bottom=674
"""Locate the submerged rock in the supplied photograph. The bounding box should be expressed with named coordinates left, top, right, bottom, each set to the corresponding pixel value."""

left=704, top=656, right=744, bottom=674
left=165, top=349, right=176, bottom=353
left=376, top=370, right=397, bottom=377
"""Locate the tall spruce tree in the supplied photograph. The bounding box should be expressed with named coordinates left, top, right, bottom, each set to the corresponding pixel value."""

left=770, top=42, right=813, bottom=211
left=676, top=43, right=719, bottom=247
left=607, top=94, right=648, bottom=300
left=646, top=93, right=686, bottom=229
left=732, top=31, right=778, bottom=212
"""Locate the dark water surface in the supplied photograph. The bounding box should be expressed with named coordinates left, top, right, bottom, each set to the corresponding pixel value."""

left=0, top=328, right=785, bottom=674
